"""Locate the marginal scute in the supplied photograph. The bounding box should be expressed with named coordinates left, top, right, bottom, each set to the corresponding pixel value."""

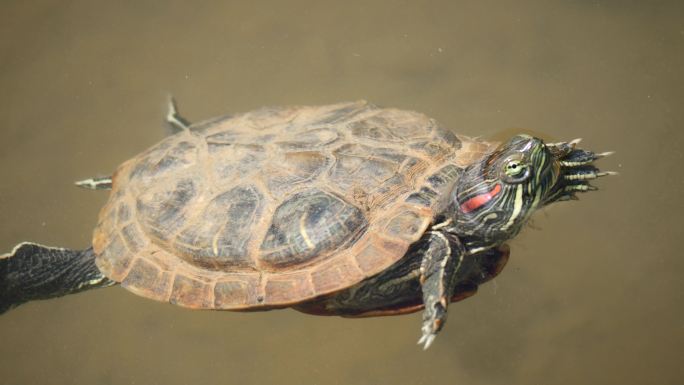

left=308, top=101, right=370, bottom=125
left=244, top=106, right=299, bottom=129
left=214, top=279, right=254, bottom=308
left=349, top=108, right=434, bottom=144
left=311, top=257, right=364, bottom=293
left=122, top=258, right=162, bottom=296
left=354, top=241, right=395, bottom=273
left=95, top=233, right=130, bottom=280
left=170, top=275, right=211, bottom=308
left=375, top=109, right=433, bottom=140
left=264, top=273, right=314, bottom=303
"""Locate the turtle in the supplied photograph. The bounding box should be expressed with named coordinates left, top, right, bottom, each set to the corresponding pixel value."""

left=0, top=99, right=614, bottom=349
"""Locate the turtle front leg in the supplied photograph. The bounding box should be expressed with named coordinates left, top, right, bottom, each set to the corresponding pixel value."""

left=165, top=96, right=191, bottom=134
left=418, top=231, right=465, bottom=349
left=74, top=176, right=113, bottom=190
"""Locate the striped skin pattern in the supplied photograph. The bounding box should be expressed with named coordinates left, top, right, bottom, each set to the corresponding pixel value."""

left=449, top=135, right=612, bottom=253
left=450, top=135, right=559, bottom=252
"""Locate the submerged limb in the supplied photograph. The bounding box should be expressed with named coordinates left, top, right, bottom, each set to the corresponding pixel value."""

left=0, top=243, right=115, bottom=314
left=418, top=231, right=465, bottom=349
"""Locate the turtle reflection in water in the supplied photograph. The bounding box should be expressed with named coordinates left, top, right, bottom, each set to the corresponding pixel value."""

left=0, top=100, right=614, bottom=349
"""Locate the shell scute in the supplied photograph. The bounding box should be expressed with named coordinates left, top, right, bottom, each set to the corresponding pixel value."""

left=173, top=185, right=263, bottom=269
left=136, top=178, right=197, bottom=242
left=259, top=188, right=367, bottom=269
left=328, top=143, right=426, bottom=198
left=310, top=256, right=364, bottom=293
left=211, top=145, right=268, bottom=181
left=169, top=275, right=212, bottom=308
left=122, top=258, right=167, bottom=299
left=117, top=202, right=131, bottom=223
left=120, top=223, right=147, bottom=253
left=383, top=209, right=429, bottom=242
left=275, top=127, right=340, bottom=150
left=353, top=237, right=400, bottom=273
left=263, top=272, right=314, bottom=304
left=264, top=151, right=331, bottom=196
left=214, top=279, right=255, bottom=308
left=95, top=232, right=130, bottom=279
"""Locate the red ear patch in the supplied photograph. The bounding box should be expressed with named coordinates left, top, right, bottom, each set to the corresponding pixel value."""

left=459, top=184, right=502, bottom=213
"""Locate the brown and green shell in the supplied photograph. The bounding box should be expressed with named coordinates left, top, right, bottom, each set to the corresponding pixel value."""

left=92, top=101, right=495, bottom=310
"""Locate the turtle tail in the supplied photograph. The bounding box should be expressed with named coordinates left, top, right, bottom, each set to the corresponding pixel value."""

left=0, top=243, right=116, bottom=314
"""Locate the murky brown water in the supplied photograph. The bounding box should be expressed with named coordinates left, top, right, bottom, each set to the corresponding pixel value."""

left=1, top=1, right=682, bottom=384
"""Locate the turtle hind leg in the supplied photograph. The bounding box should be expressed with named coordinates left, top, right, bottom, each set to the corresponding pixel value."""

left=165, top=96, right=191, bottom=134
left=0, top=243, right=116, bottom=314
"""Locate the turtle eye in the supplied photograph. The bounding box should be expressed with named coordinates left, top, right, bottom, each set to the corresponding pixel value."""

left=502, top=157, right=530, bottom=184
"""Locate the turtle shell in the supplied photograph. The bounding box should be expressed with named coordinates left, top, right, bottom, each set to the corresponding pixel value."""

left=92, top=101, right=494, bottom=309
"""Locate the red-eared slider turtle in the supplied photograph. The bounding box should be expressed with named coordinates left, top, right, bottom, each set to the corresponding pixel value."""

left=0, top=100, right=614, bottom=349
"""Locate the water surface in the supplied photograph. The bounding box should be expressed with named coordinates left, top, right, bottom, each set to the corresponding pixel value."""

left=0, top=1, right=682, bottom=384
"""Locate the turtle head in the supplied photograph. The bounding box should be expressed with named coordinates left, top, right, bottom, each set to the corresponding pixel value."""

left=450, top=135, right=614, bottom=251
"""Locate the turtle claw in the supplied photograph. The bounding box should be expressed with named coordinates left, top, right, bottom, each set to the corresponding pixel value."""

left=569, top=138, right=583, bottom=147
left=418, top=330, right=437, bottom=350
left=595, top=151, right=615, bottom=158
left=543, top=141, right=617, bottom=204
left=598, top=171, right=619, bottom=177
left=417, top=301, right=447, bottom=350
left=75, top=176, right=112, bottom=190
